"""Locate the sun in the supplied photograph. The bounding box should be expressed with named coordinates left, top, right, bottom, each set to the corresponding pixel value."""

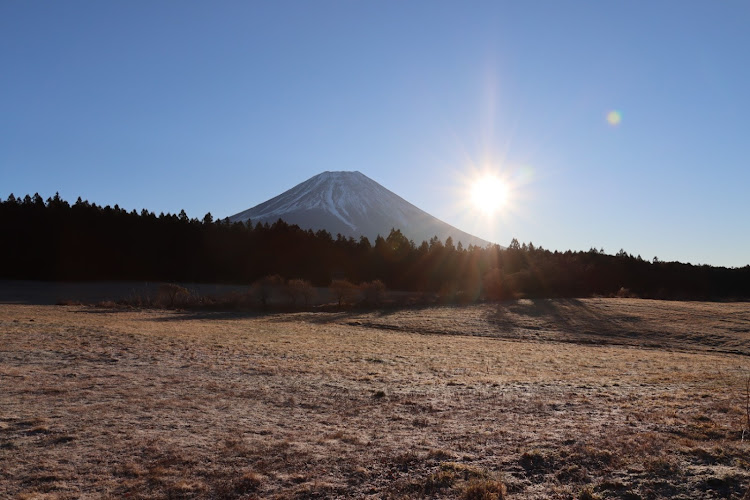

left=470, top=174, right=508, bottom=215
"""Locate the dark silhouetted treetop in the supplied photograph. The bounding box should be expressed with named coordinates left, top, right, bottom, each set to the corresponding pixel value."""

left=0, top=192, right=747, bottom=300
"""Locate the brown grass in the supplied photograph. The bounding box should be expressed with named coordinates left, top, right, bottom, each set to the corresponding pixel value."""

left=1, top=299, right=749, bottom=499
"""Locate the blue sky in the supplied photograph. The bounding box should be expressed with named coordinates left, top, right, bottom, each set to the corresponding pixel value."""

left=2, top=1, right=749, bottom=267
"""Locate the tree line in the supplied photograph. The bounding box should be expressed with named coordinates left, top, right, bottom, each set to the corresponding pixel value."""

left=1, top=192, right=748, bottom=301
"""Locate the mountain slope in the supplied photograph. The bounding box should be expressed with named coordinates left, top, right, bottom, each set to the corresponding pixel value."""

left=228, top=171, right=490, bottom=247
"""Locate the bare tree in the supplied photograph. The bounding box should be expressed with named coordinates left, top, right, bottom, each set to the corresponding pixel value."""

left=252, top=275, right=283, bottom=308
left=284, top=279, right=316, bottom=307
left=157, top=283, right=190, bottom=308
left=361, top=280, right=386, bottom=305
left=330, top=279, right=358, bottom=307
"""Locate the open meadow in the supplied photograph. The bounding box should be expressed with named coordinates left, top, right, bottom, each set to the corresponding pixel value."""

left=1, top=299, right=749, bottom=499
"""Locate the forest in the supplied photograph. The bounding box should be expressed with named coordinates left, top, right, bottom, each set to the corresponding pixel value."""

left=1, top=192, right=748, bottom=301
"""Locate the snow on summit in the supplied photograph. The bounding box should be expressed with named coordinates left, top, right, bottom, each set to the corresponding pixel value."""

left=228, top=171, right=489, bottom=247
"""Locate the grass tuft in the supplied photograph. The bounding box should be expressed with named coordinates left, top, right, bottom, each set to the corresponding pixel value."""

left=578, top=486, right=601, bottom=500
left=462, top=478, right=507, bottom=500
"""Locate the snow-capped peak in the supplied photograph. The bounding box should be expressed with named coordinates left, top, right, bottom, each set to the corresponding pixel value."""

left=228, top=171, right=489, bottom=247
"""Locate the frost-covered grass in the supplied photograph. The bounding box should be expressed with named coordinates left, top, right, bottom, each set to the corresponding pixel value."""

left=1, top=300, right=749, bottom=499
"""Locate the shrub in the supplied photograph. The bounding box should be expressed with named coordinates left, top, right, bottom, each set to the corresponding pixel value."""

left=361, top=280, right=386, bottom=305
left=157, top=283, right=190, bottom=308
left=214, top=291, right=249, bottom=309
left=615, top=287, right=639, bottom=298
left=284, top=279, right=315, bottom=307
left=330, top=279, right=358, bottom=307
left=125, top=293, right=153, bottom=308
left=56, top=299, right=83, bottom=306
left=252, top=275, right=284, bottom=307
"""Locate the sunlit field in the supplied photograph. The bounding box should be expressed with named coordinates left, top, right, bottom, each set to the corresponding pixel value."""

left=1, top=299, right=749, bottom=499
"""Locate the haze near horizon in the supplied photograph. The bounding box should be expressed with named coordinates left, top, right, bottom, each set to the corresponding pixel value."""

left=1, top=1, right=749, bottom=267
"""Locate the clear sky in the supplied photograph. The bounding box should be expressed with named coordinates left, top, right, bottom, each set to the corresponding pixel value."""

left=2, top=1, right=749, bottom=267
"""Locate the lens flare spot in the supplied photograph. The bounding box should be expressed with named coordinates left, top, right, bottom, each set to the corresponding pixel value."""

left=607, top=110, right=622, bottom=126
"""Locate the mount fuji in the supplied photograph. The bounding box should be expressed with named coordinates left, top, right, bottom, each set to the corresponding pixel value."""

left=228, top=171, right=490, bottom=248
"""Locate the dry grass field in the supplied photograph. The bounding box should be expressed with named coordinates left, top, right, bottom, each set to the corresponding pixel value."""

left=1, top=298, right=749, bottom=499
